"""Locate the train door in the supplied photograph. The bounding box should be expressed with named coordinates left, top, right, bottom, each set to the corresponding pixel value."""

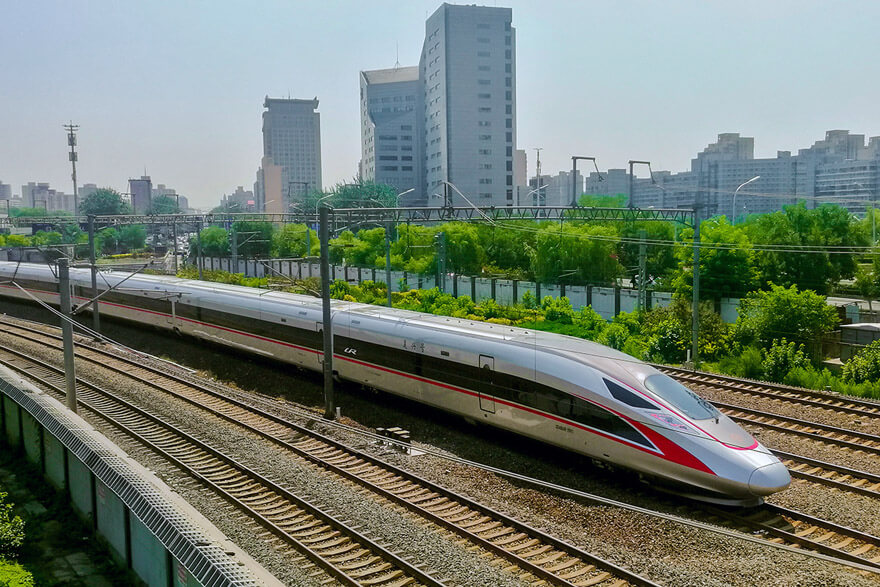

left=478, top=355, right=496, bottom=413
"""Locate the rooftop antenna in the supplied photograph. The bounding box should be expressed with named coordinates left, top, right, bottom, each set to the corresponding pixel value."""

left=394, top=41, right=400, bottom=69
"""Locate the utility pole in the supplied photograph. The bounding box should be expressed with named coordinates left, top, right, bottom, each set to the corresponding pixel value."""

left=58, top=258, right=78, bottom=413
left=196, top=221, right=204, bottom=280
left=172, top=219, right=178, bottom=275
left=385, top=220, right=393, bottom=307
left=638, top=229, right=647, bottom=311
left=691, top=207, right=701, bottom=369
left=435, top=232, right=446, bottom=292
left=319, top=205, right=335, bottom=420
left=63, top=122, right=80, bottom=216
left=87, top=215, right=100, bottom=332
left=231, top=229, right=238, bottom=273
left=534, top=147, right=543, bottom=206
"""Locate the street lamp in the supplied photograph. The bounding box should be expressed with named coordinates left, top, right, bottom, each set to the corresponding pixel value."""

left=731, top=176, right=760, bottom=226
left=395, top=187, right=415, bottom=207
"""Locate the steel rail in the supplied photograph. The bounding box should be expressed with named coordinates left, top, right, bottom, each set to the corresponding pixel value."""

left=0, top=319, right=653, bottom=587
left=0, top=344, right=444, bottom=587
left=703, top=503, right=880, bottom=571
left=771, top=449, right=880, bottom=498
left=659, top=365, right=880, bottom=418
left=713, top=401, right=880, bottom=455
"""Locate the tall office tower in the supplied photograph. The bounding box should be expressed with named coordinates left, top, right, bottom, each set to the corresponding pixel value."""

left=129, top=176, right=152, bottom=213
left=262, top=97, right=322, bottom=209
left=421, top=3, right=516, bottom=207
left=359, top=66, right=423, bottom=204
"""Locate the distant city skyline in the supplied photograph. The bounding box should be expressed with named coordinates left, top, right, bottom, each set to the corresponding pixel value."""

left=3, top=1, right=879, bottom=208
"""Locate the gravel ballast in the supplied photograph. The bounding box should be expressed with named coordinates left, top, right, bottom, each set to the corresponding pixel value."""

left=2, top=311, right=880, bottom=586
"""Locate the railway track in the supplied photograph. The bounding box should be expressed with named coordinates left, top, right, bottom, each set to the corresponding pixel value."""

left=773, top=449, right=880, bottom=498
left=704, top=503, right=880, bottom=571
left=0, top=344, right=444, bottom=587
left=0, top=319, right=653, bottom=587
left=6, top=317, right=880, bottom=578
left=659, top=365, right=880, bottom=420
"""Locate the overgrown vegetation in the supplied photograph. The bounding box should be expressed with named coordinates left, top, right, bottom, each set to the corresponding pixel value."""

left=0, top=490, right=31, bottom=587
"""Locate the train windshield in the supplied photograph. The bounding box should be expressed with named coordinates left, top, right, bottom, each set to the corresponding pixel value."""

left=643, top=375, right=719, bottom=420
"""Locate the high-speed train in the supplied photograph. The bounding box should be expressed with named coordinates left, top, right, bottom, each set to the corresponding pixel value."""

left=0, top=261, right=789, bottom=504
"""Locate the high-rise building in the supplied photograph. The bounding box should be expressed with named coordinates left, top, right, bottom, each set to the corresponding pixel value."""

left=0, top=182, right=11, bottom=201
left=420, top=3, right=516, bottom=207
left=129, top=176, right=152, bottom=214
left=20, top=182, right=72, bottom=212
left=261, top=97, right=322, bottom=209
left=359, top=66, right=422, bottom=204
left=585, top=130, right=880, bottom=218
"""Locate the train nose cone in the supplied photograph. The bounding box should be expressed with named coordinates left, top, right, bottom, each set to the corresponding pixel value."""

left=748, top=462, right=791, bottom=495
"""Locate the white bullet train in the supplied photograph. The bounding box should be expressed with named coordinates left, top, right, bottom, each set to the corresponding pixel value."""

left=0, top=261, right=790, bottom=504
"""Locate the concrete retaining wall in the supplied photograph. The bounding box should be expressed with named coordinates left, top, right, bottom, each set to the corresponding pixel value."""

left=195, top=256, right=747, bottom=322
left=0, top=369, right=275, bottom=587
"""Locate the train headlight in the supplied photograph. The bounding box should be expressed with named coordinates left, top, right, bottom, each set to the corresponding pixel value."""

left=649, top=412, right=691, bottom=432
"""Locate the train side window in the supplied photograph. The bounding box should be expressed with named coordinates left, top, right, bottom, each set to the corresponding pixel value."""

left=604, top=379, right=656, bottom=410
left=570, top=397, right=653, bottom=448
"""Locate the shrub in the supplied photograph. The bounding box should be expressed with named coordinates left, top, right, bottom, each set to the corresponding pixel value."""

left=717, top=346, right=764, bottom=380
left=597, top=323, right=629, bottom=351
left=0, top=560, right=33, bottom=587
left=541, top=296, right=574, bottom=324
left=762, top=338, right=810, bottom=383
left=646, top=318, right=688, bottom=363
left=842, top=339, right=880, bottom=384
left=0, top=492, right=24, bottom=559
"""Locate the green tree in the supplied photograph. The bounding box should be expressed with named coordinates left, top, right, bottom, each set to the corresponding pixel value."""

left=438, top=222, right=485, bottom=274
left=272, top=223, right=315, bottom=258
left=148, top=195, right=180, bottom=214
left=330, top=227, right=387, bottom=267
left=531, top=223, right=621, bottom=284
left=477, top=222, right=535, bottom=278
left=9, top=207, right=49, bottom=218
left=30, top=231, right=62, bottom=246
left=192, top=226, right=229, bottom=257
left=674, top=217, right=756, bottom=300
left=617, top=221, right=677, bottom=290
left=302, top=180, right=399, bottom=211
left=229, top=221, right=274, bottom=258
left=747, top=203, right=867, bottom=294
left=842, top=339, right=880, bottom=383
left=392, top=223, right=437, bottom=274
left=118, top=224, right=147, bottom=252
left=578, top=194, right=628, bottom=208
left=734, top=284, right=838, bottom=358
left=0, top=491, right=25, bottom=558
left=80, top=188, right=132, bottom=216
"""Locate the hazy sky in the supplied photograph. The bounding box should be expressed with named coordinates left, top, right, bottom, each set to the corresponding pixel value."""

left=3, top=1, right=878, bottom=208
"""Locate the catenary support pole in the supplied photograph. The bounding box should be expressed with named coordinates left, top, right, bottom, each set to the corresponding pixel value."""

left=320, top=205, right=335, bottom=420
left=231, top=229, right=238, bottom=274
left=87, top=215, right=100, bottom=333
left=691, top=209, right=701, bottom=369
left=385, top=220, right=393, bottom=307
left=196, top=221, right=204, bottom=280
left=58, top=258, right=78, bottom=413
left=172, top=219, right=178, bottom=275
left=638, top=229, right=647, bottom=311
